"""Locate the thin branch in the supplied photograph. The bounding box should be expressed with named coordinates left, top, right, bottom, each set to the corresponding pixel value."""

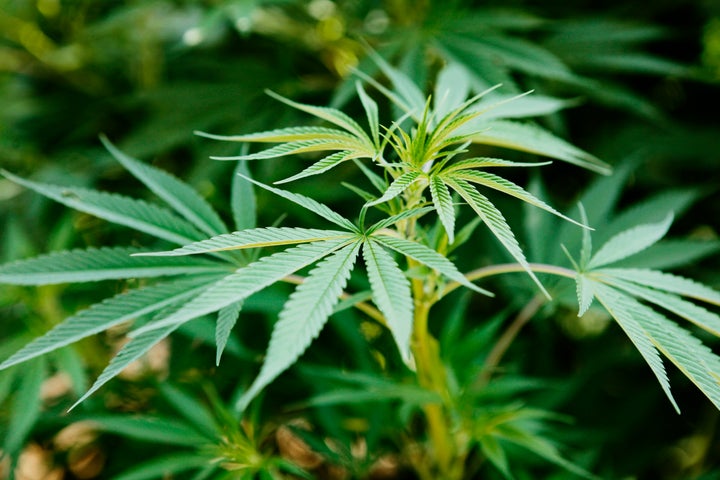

left=443, top=262, right=576, bottom=296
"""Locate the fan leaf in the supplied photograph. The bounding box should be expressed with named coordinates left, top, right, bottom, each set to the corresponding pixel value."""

left=363, top=240, right=413, bottom=363
left=236, top=241, right=362, bottom=411
left=596, top=268, right=720, bottom=306
left=275, top=151, right=353, bottom=184
left=430, top=175, right=456, bottom=243
left=216, top=300, right=243, bottom=366
left=134, top=227, right=352, bottom=257
left=366, top=170, right=423, bottom=207
left=588, top=213, right=673, bottom=269
left=0, top=247, right=229, bottom=285
left=101, top=136, right=227, bottom=237
left=0, top=275, right=221, bottom=370
left=2, top=170, right=205, bottom=245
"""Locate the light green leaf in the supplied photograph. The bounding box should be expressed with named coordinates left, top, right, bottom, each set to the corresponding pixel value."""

left=588, top=213, right=673, bottom=269
left=366, top=170, right=423, bottom=207
left=0, top=275, right=221, bottom=371
left=429, top=175, right=456, bottom=243
left=591, top=282, right=678, bottom=412
left=211, top=139, right=365, bottom=161
left=363, top=240, right=413, bottom=363
left=134, top=227, right=352, bottom=257
left=478, top=94, right=577, bottom=121
left=600, top=277, right=720, bottom=336
left=446, top=178, right=549, bottom=298
left=0, top=247, right=228, bottom=285
left=576, top=275, right=594, bottom=317
left=434, top=62, right=471, bottom=121
left=232, top=160, right=256, bottom=231
left=274, top=151, right=353, bottom=184
left=265, top=90, right=372, bottom=142
left=372, top=234, right=493, bottom=296
left=596, top=268, right=720, bottom=306
left=442, top=157, right=552, bottom=173
left=197, top=125, right=357, bottom=143
left=449, top=169, right=587, bottom=229
left=2, top=170, right=205, bottom=245
left=613, top=240, right=720, bottom=270
left=237, top=241, right=362, bottom=411
left=216, top=301, right=243, bottom=366
left=367, top=206, right=435, bottom=233
left=71, top=322, right=181, bottom=409
left=368, top=49, right=426, bottom=115
left=238, top=173, right=358, bottom=231
left=159, top=383, right=218, bottom=438
left=470, top=120, right=611, bottom=174
left=130, top=239, right=351, bottom=336
left=101, top=136, right=227, bottom=237
left=579, top=204, right=592, bottom=268
left=3, top=357, right=45, bottom=455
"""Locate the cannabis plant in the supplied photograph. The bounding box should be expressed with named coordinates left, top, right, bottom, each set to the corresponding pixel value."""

left=2, top=61, right=719, bottom=479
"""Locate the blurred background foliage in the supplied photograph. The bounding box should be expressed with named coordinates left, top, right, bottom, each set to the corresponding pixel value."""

left=1, top=0, right=719, bottom=479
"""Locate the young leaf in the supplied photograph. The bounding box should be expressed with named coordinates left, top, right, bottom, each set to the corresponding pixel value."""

left=0, top=275, right=221, bottom=370
left=134, top=227, right=352, bottom=257
left=101, top=136, right=227, bottom=237
left=1, top=170, right=205, bottom=245
left=588, top=213, right=673, bottom=269
left=236, top=241, right=362, bottom=411
left=356, top=82, right=380, bottom=148
left=237, top=173, right=358, bottom=231
left=446, top=177, right=549, bottom=298
left=371, top=234, right=493, bottom=296
left=112, top=453, right=212, bottom=480
left=363, top=240, right=413, bottom=363
left=478, top=435, right=513, bottom=479
left=274, top=151, right=353, bottom=184
left=211, top=139, right=364, bottom=161
left=449, top=170, right=588, bottom=229
left=216, top=301, right=243, bottom=366
left=366, top=170, right=423, bottom=207
left=429, top=175, right=456, bottom=243
left=129, top=239, right=351, bottom=336
left=81, top=415, right=211, bottom=446
left=470, top=120, right=611, bottom=174
left=197, top=125, right=357, bottom=143
left=0, top=247, right=228, bottom=285
left=576, top=275, right=594, bottom=317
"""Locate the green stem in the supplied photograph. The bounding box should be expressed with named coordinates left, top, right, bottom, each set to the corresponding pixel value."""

left=443, top=262, right=576, bottom=297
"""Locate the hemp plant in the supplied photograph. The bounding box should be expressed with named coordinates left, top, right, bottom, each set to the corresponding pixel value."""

left=2, top=62, right=720, bottom=479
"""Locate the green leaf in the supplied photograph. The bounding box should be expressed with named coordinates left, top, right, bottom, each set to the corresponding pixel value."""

left=101, top=136, right=227, bottom=237
left=591, top=282, right=678, bottom=412
left=446, top=178, right=549, bottom=298
left=372, top=234, right=493, bottom=296
left=82, top=415, right=210, bottom=446
left=71, top=321, right=181, bottom=408
left=449, top=169, right=587, bottom=229
left=613, top=240, right=720, bottom=270
left=429, top=175, right=456, bottom=243
left=232, top=160, right=257, bottom=231
left=596, top=268, right=720, bottom=306
left=3, top=358, right=45, bottom=455
left=0, top=247, right=228, bottom=285
left=600, top=277, right=720, bottom=336
left=274, top=151, right=353, bottom=184
left=368, top=49, right=427, bottom=115
left=470, top=121, right=611, bottom=174
left=366, top=170, right=423, bottom=207
left=134, top=227, right=352, bottom=257
left=0, top=275, right=221, bottom=371
left=197, top=125, right=357, bottom=143
left=576, top=275, right=594, bottom=317
left=113, top=453, right=212, bottom=480
left=237, top=241, right=362, bottom=411
left=130, top=239, right=351, bottom=336
left=363, top=240, right=413, bottom=363
left=579, top=204, right=592, bottom=268
left=367, top=206, right=435, bottom=233
left=442, top=157, right=552, bottom=173
left=211, top=139, right=365, bottom=161
left=478, top=435, right=513, bottom=479
left=434, top=62, right=471, bottom=122
left=237, top=173, right=358, bottom=231
left=159, top=383, right=219, bottom=438
left=265, top=90, right=372, bottom=142
left=1, top=170, right=205, bottom=245
left=588, top=213, right=673, bottom=269
left=216, top=300, right=243, bottom=366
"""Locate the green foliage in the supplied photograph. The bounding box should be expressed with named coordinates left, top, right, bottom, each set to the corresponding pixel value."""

left=0, top=1, right=718, bottom=479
